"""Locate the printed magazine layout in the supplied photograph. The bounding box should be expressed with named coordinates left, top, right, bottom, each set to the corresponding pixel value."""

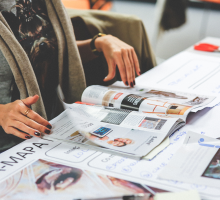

left=43, top=108, right=184, bottom=158
left=81, top=85, right=216, bottom=120
left=45, top=85, right=217, bottom=158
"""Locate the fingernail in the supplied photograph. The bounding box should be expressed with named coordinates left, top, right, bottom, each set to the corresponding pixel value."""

left=45, top=129, right=51, bottom=134
left=133, top=80, right=136, bottom=85
left=25, top=135, right=32, bottom=139
left=125, top=81, right=128, bottom=86
left=130, top=82, right=133, bottom=87
left=47, top=124, right=52, bottom=129
left=34, top=132, right=41, bottom=137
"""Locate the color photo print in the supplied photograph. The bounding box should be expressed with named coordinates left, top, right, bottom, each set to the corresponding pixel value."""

left=139, top=117, right=167, bottom=130
left=0, top=159, right=168, bottom=200
left=202, top=149, right=220, bottom=179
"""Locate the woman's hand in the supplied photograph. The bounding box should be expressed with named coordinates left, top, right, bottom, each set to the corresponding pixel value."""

left=0, top=95, right=52, bottom=139
left=95, top=35, right=141, bottom=87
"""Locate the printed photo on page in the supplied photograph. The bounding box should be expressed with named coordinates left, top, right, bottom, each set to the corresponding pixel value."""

left=0, top=159, right=168, bottom=200
left=202, top=149, right=220, bottom=179
left=44, top=107, right=183, bottom=158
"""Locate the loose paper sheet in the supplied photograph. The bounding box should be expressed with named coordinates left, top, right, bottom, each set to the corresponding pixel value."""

left=159, top=131, right=220, bottom=189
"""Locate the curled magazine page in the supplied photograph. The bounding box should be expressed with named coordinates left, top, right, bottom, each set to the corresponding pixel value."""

left=81, top=85, right=216, bottom=121
left=43, top=106, right=182, bottom=158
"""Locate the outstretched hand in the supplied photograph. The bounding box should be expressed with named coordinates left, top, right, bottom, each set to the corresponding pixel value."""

left=0, top=95, right=52, bottom=140
left=95, top=35, right=141, bottom=87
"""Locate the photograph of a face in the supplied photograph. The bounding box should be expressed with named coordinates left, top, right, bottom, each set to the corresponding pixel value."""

left=0, top=159, right=168, bottom=200
left=202, top=149, right=220, bottom=179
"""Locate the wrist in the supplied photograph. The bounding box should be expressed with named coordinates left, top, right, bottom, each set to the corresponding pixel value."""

left=95, top=36, right=104, bottom=52
left=90, top=33, right=106, bottom=56
left=0, top=104, right=4, bottom=126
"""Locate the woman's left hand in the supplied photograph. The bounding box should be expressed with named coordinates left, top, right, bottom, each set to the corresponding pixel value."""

left=95, top=35, right=141, bottom=87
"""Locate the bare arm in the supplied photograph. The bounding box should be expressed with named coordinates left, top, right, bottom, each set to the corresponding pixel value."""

left=76, top=39, right=97, bottom=64
left=76, top=35, right=141, bottom=87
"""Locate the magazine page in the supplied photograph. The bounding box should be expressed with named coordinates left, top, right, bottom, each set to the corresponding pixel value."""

left=0, top=159, right=156, bottom=200
left=67, top=103, right=183, bottom=135
left=158, top=131, right=220, bottom=189
left=81, top=85, right=215, bottom=121
left=43, top=108, right=183, bottom=158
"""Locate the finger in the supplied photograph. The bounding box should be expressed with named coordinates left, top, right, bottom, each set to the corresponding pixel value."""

left=132, top=50, right=141, bottom=76
left=103, top=59, right=117, bottom=82
left=21, top=95, right=39, bottom=108
left=13, top=120, right=43, bottom=137
left=128, top=50, right=136, bottom=86
left=114, top=54, right=128, bottom=86
left=121, top=49, right=133, bottom=87
left=20, top=106, right=52, bottom=130
left=7, top=127, right=33, bottom=140
left=19, top=114, right=51, bottom=135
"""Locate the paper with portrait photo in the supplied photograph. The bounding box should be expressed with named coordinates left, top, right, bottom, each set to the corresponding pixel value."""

left=0, top=159, right=160, bottom=200
left=158, top=131, right=220, bottom=189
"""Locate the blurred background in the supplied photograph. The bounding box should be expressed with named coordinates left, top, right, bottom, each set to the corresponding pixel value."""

left=61, top=0, right=220, bottom=61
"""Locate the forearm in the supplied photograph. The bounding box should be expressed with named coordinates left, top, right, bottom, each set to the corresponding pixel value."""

left=76, top=39, right=98, bottom=63
left=76, top=35, right=140, bottom=87
left=0, top=104, right=3, bottom=126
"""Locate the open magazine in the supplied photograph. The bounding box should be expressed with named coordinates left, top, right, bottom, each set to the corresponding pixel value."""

left=43, top=85, right=216, bottom=158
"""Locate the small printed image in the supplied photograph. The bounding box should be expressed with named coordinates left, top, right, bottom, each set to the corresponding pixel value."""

left=101, top=108, right=132, bottom=125
left=185, top=97, right=208, bottom=106
left=109, top=103, right=114, bottom=107
left=66, top=131, right=88, bottom=144
left=107, top=138, right=135, bottom=147
left=91, top=127, right=112, bottom=138
left=202, top=149, right=220, bottom=179
left=167, top=104, right=191, bottom=115
left=121, top=94, right=146, bottom=111
left=102, top=91, right=117, bottom=107
left=139, top=117, right=167, bottom=130
left=145, top=90, right=188, bottom=100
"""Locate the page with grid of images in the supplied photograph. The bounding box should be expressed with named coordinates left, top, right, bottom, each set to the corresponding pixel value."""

left=80, top=85, right=217, bottom=121
left=158, top=131, right=220, bottom=189
left=43, top=106, right=184, bottom=158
